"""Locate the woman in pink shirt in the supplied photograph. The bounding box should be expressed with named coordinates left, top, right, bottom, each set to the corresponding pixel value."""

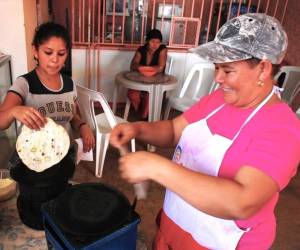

left=110, top=13, right=300, bottom=249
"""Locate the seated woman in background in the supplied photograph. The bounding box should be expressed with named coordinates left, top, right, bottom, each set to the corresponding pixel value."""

left=128, top=29, right=167, bottom=119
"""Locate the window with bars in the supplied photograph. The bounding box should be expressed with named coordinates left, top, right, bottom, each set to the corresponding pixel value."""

left=71, top=0, right=288, bottom=49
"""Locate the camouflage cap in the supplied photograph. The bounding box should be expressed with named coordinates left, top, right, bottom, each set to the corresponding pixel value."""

left=190, top=13, right=288, bottom=64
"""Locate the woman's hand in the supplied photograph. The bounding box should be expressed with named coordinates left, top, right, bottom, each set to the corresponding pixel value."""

left=119, top=151, right=167, bottom=183
left=11, top=106, right=46, bottom=130
left=110, top=123, right=139, bottom=149
left=79, top=124, right=95, bottom=152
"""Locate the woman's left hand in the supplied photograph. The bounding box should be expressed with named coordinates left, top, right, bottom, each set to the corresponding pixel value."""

left=118, top=151, right=166, bottom=183
left=79, top=124, right=95, bottom=152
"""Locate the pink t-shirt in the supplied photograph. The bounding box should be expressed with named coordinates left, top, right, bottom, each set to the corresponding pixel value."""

left=183, top=89, right=300, bottom=249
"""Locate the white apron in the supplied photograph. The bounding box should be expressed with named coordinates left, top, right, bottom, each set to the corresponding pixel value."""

left=163, top=88, right=275, bottom=250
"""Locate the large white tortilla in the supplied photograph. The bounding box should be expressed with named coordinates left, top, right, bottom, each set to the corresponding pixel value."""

left=16, top=117, right=70, bottom=172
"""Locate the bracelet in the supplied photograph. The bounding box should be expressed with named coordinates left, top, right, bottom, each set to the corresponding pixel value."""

left=79, top=122, right=86, bottom=129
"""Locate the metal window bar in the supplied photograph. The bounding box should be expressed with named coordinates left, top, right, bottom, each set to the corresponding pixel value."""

left=215, top=0, right=224, bottom=34
left=71, top=0, right=289, bottom=49
left=281, top=0, right=289, bottom=23
left=273, top=0, right=279, bottom=17
left=206, top=0, right=215, bottom=43
left=169, top=17, right=201, bottom=48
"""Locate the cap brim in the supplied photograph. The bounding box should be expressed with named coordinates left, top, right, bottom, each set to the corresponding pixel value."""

left=190, top=41, right=252, bottom=63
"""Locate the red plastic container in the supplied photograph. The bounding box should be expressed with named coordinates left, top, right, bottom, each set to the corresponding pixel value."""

left=138, top=66, right=156, bottom=77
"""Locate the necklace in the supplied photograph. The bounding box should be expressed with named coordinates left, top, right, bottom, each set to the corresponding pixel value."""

left=36, top=68, right=62, bottom=91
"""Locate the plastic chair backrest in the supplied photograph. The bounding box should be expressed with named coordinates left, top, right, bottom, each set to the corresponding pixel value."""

left=208, top=81, right=219, bottom=94
left=76, top=85, right=118, bottom=132
left=166, top=56, right=174, bottom=75
left=178, top=62, right=215, bottom=100
left=76, top=84, right=133, bottom=178
left=290, top=80, right=300, bottom=101
left=289, top=80, right=300, bottom=110
left=275, top=66, right=300, bottom=101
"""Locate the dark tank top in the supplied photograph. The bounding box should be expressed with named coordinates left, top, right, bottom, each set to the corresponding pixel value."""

left=138, top=44, right=166, bottom=68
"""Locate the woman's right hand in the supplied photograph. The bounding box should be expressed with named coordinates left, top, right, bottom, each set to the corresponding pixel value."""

left=110, top=123, right=139, bottom=149
left=11, top=106, right=47, bottom=130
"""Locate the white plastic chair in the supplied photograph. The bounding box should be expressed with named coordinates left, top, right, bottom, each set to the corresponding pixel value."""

left=295, top=106, right=300, bottom=119
left=123, top=56, right=174, bottom=120
left=275, top=66, right=300, bottom=102
left=289, top=80, right=300, bottom=119
left=76, top=85, right=135, bottom=178
left=209, top=81, right=220, bottom=93
left=164, top=62, right=215, bottom=120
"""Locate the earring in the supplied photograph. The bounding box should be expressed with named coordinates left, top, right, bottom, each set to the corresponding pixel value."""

left=257, top=80, right=264, bottom=87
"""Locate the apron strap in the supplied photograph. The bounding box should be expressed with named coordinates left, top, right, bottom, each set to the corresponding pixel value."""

left=232, top=87, right=275, bottom=141
left=203, top=86, right=276, bottom=141
left=205, top=104, right=226, bottom=120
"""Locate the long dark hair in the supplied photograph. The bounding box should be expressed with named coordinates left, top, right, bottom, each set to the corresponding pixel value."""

left=146, top=29, right=163, bottom=42
left=32, top=22, right=71, bottom=50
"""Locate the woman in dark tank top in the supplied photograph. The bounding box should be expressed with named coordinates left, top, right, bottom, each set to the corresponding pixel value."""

left=129, top=29, right=167, bottom=119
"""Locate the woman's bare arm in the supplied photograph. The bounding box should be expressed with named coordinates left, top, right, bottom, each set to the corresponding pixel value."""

left=152, top=48, right=167, bottom=73
left=130, top=51, right=142, bottom=71
left=119, top=149, right=278, bottom=220
left=110, top=115, right=188, bottom=148
left=149, top=161, right=278, bottom=219
left=0, top=92, right=46, bottom=130
left=70, top=101, right=95, bottom=152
